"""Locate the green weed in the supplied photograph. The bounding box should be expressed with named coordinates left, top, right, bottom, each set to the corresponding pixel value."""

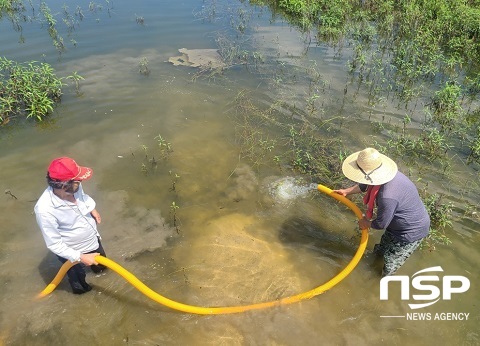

left=421, top=192, right=453, bottom=251
left=0, top=57, right=64, bottom=123
left=138, top=57, right=150, bottom=76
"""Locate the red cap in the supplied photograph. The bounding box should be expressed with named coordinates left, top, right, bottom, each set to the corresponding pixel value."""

left=48, top=157, right=93, bottom=181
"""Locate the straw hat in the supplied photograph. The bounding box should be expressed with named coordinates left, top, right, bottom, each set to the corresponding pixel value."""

left=342, top=148, right=398, bottom=185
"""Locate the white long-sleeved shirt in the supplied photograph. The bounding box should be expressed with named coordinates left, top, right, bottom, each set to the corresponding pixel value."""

left=34, top=184, right=100, bottom=262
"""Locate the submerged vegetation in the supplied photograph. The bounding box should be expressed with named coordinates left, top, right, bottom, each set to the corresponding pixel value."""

left=421, top=192, right=453, bottom=251
left=230, top=89, right=346, bottom=186
left=1, top=0, right=112, bottom=50
left=248, top=0, right=480, bottom=168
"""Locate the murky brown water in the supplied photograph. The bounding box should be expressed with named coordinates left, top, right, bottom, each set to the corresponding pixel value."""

left=1, top=1, right=479, bottom=345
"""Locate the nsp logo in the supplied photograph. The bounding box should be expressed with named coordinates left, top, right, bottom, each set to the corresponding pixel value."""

left=380, top=266, right=470, bottom=309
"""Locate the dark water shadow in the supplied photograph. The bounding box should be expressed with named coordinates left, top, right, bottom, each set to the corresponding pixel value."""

left=277, top=215, right=358, bottom=259
left=36, top=252, right=102, bottom=294
left=37, top=252, right=71, bottom=294
left=277, top=215, right=385, bottom=278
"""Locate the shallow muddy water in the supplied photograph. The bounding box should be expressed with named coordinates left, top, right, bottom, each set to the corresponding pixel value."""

left=0, top=1, right=479, bottom=345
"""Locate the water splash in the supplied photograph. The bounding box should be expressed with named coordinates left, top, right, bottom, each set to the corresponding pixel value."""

left=268, top=177, right=317, bottom=202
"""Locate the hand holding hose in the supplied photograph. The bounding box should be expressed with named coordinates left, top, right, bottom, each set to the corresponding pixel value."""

left=80, top=253, right=100, bottom=266
left=333, top=184, right=362, bottom=197
left=332, top=189, right=348, bottom=196
left=358, top=217, right=371, bottom=230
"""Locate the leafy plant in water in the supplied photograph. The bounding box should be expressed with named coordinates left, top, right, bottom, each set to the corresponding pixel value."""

left=375, top=115, right=452, bottom=172
left=287, top=124, right=345, bottom=186
left=138, top=57, right=150, bottom=76
left=75, top=5, right=85, bottom=20
left=170, top=201, right=180, bottom=233
left=421, top=192, right=453, bottom=251
left=141, top=144, right=148, bottom=159
left=140, top=163, right=148, bottom=175
left=467, top=125, right=480, bottom=165
left=88, top=1, right=103, bottom=13
left=66, top=71, right=85, bottom=95
left=0, top=0, right=27, bottom=35
left=169, top=171, right=180, bottom=192
left=266, top=0, right=322, bottom=30
left=155, top=134, right=172, bottom=159
left=230, top=90, right=284, bottom=167
left=0, top=57, right=64, bottom=123
left=429, top=81, right=463, bottom=134
left=40, top=2, right=65, bottom=52
left=62, top=4, right=77, bottom=34
left=135, top=14, right=145, bottom=25
left=250, top=0, right=480, bottom=169
left=229, top=88, right=346, bottom=186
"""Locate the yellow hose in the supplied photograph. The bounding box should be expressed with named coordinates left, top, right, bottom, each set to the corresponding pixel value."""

left=37, top=184, right=368, bottom=314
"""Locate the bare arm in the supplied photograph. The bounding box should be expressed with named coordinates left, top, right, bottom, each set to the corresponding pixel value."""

left=333, top=184, right=362, bottom=197
left=90, top=209, right=101, bottom=224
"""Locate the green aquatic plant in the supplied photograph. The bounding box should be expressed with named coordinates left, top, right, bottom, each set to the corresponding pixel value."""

left=0, top=0, right=27, bottom=34
left=230, top=89, right=285, bottom=168
left=66, top=71, right=84, bottom=94
left=135, top=14, right=145, bottom=25
left=373, top=121, right=452, bottom=176
left=287, top=124, right=345, bottom=186
left=2, top=0, right=114, bottom=51
left=141, top=144, right=148, bottom=159
left=155, top=134, right=172, bottom=159
left=170, top=201, right=180, bottom=233
left=138, top=57, right=150, bottom=76
left=421, top=192, right=453, bottom=251
left=40, top=1, right=65, bottom=52
left=169, top=171, right=180, bottom=192
left=0, top=57, right=64, bottom=123
left=140, top=163, right=148, bottom=175
left=88, top=1, right=102, bottom=13
left=467, top=125, right=480, bottom=165
left=429, top=82, right=463, bottom=133
left=249, top=0, right=480, bottom=168
left=134, top=136, right=174, bottom=175
left=229, top=89, right=345, bottom=186
left=75, top=5, right=85, bottom=20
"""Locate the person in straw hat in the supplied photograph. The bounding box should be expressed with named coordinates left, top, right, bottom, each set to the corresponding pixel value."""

left=34, top=157, right=107, bottom=294
left=334, top=148, right=430, bottom=276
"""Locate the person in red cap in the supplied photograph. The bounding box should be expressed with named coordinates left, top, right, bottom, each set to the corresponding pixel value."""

left=34, top=157, right=107, bottom=294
